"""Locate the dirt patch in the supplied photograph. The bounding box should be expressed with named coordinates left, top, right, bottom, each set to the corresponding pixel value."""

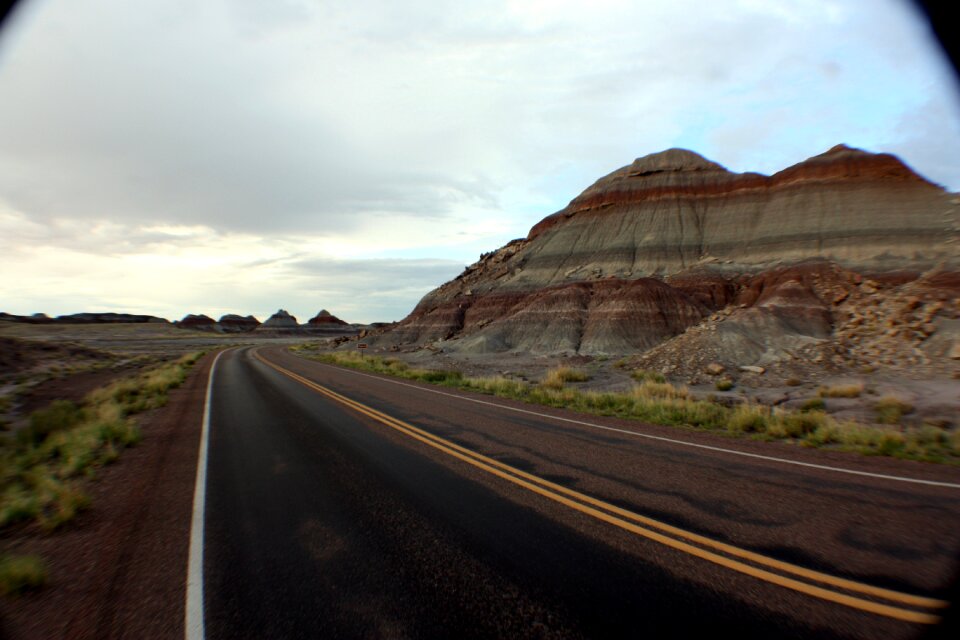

left=14, top=361, right=160, bottom=417
left=0, top=336, right=112, bottom=378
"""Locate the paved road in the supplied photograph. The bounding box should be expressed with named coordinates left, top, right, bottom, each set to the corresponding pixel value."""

left=197, top=347, right=960, bottom=639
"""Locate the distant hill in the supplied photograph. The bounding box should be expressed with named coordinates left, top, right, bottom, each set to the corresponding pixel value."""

left=0, top=311, right=169, bottom=324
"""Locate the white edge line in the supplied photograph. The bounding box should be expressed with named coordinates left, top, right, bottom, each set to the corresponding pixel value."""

left=186, top=350, right=225, bottom=640
left=303, top=358, right=960, bottom=490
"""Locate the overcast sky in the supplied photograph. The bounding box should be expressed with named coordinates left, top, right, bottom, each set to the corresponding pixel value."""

left=1, top=0, right=958, bottom=323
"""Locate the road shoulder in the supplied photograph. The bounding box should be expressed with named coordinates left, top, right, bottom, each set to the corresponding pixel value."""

left=0, top=351, right=216, bottom=639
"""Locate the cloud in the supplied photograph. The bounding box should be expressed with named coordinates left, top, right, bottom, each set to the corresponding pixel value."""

left=0, top=0, right=958, bottom=321
left=0, top=208, right=464, bottom=322
left=885, top=96, right=960, bottom=190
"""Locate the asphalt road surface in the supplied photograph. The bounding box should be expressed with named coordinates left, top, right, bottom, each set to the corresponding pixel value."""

left=195, top=347, right=960, bottom=639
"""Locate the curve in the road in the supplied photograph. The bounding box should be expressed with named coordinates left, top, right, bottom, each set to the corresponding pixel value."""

left=255, top=350, right=949, bottom=625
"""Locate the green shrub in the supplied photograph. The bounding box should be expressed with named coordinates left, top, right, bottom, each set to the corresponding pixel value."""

left=0, top=487, right=39, bottom=528
left=0, top=354, right=201, bottom=532
left=630, top=369, right=666, bottom=384
left=875, top=396, right=913, bottom=425
left=778, top=411, right=828, bottom=437
left=913, top=425, right=947, bottom=447
left=715, top=378, right=734, bottom=391
left=0, top=554, right=47, bottom=596
left=804, top=423, right=842, bottom=446
left=418, top=370, right=463, bottom=384
left=37, top=480, right=89, bottom=531
left=383, top=357, right=409, bottom=372
left=19, top=401, right=84, bottom=446
left=877, top=431, right=907, bottom=456
left=728, top=405, right=769, bottom=433
left=800, top=397, right=826, bottom=412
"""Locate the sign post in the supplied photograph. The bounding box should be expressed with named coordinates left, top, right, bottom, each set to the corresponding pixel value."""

left=357, top=342, right=368, bottom=359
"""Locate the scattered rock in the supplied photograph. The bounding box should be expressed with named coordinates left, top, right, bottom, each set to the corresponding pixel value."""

left=950, top=341, right=960, bottom=360
left=739, top=365, right=766, bottom=374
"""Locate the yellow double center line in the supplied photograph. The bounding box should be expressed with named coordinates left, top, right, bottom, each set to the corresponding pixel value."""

left=255, top=351, right=949, bottom=624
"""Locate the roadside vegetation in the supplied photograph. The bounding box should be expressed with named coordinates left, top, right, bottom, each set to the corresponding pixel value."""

left=542, top=366, right=590, bottom=389
left=817, top=383, right=864, bottom=398
left=714, top=377, right=734, bottom=391
left=0, top=554, right=47, bottom=596
left=629, top=369, right=666, bottom=384
left=0, top=352, right=203, bottom=533
left=875, top=396, right=914, bottom=425
left=302, top=349, right=960, bottom=464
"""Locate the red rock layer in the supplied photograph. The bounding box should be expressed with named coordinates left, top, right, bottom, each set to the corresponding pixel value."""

left=391, top=278, right=708, bottom=355
left=382, top=145, right=958, bottom=355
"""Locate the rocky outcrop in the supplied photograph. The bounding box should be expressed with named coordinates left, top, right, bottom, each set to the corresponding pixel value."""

left=308, top=310, right=348, bottom=326
left=375, top=145, right=959, bottom=360
left=634, top=265, right=960, bottom=381
left=259, top=309, right=299, bottom=330
left=390, top=278, right=707, bottom=354
left=218, top=314, right=261, bottom=332
left=177, top=314, right=217, bottom=331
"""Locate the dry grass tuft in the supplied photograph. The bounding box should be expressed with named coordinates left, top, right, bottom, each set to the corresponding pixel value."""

left=875, top=396, right=914, bottom=425
left=727, top=404, right=770, bottom=433
left=630, top=369, right=666, bottom=384
left=632, top=381, right=690, bottom=401
left=818, top=383, right=864, bottom=398
left=542, top=366, right=591, bottom=389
